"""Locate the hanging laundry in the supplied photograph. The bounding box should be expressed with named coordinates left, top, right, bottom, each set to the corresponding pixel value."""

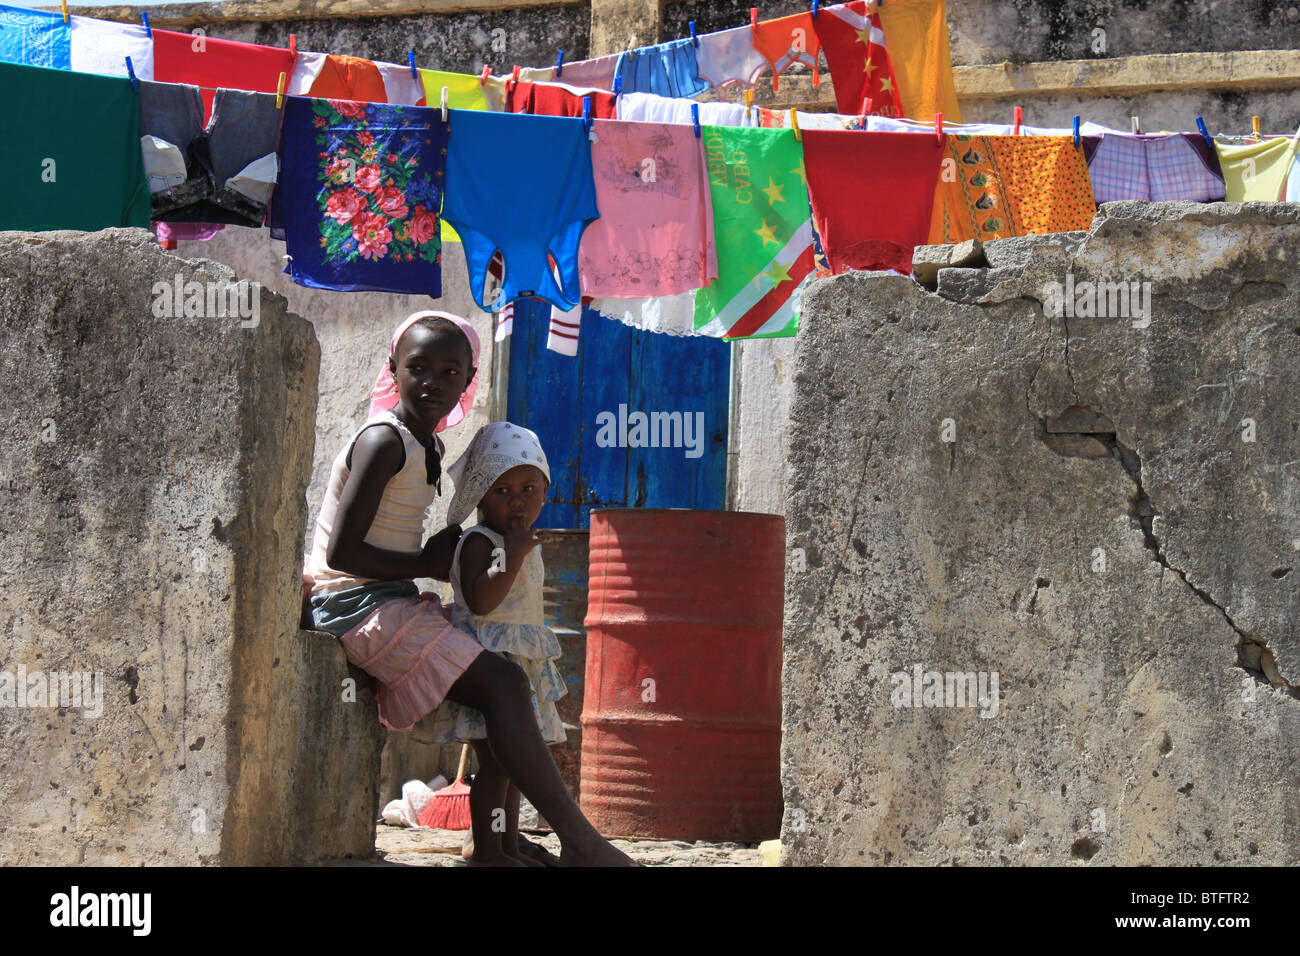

left=0, top=5, right=69, bottom=69
left=617, top=91, right=754, bottom=127
left=579, top=119, right=717, bottom=299
left=152, top=29, right=296, bottom=124
left=375, top=60, right=427, bottom=106
left=557, top=52, right=619, bottom=91
left=419, top=69, right=491, bottom=110
left=1216, top=135, right=1300, bottom=201
left=876, top=0, right=961, bottom=121
left=289, top=52, right=389, bottom=102
left=70, top=15, right=153, bottom=79
left=273, top=97, right=447, bottom=295
left=693, top=127, right=815, bottom=340
left=802, top=129, right=942, bottom=274
left=813, top=2, right=903, bottom=117
left=929, top=134, right=1097, bottom=245
left=591, top=292, right=699, bottom=337
left=139, top=80, right=282, bottom=227
left=0, top=61, right=149, bottom=230
left=482, top=67, right=557, bottom=111
left=505, top=79, right=617, bottom=118
left=443, top=110, right=599, bottom=312
left=750, top=10, right=821, bottom=92
left=547, top=303, right=583, bottom=356
left=868, top=116, right=1123, bottom=136
left=758, top=107, right=863, bottom=130
left=1083, top=133, right=1225, bottom=203
left=613, top=38, right=710, bottom=99
left=1286, top=154, right=1300, bottom=202
left=694, top=24, right=769, bottom=92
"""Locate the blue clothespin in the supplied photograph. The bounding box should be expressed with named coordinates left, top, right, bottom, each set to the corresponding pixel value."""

left=812, top=0, right=820, bottom=17
left=141, top=12, right=151, bottom=37
left=409, top=51, right=418, bottom=80
left=125, top=56, right=138, bottom=92
left=691, top=102, right=701, bottom=138
left=689, top=20, right=699, bottom=46
left=582, top=95, right=592, bottom=134
left=556, top=49, right=564, bottom=77
left=1072, top=115, right=1080, bottom=148
left=613, top=74, right=622, bottom=96
left=1195, top=115, right=1213, bottom=148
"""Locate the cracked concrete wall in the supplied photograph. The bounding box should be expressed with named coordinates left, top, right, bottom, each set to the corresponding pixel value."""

left=0, top=228, right=384, bottom=864
left=781, top=202, right=1300, bottom=865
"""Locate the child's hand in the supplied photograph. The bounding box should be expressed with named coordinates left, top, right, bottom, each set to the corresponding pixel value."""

left=503, top=516, right=540, bottom=561
left=422, top=524, right=463, bottom=581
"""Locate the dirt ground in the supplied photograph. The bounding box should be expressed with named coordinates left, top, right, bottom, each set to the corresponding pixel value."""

left=353, top=823, right=764, bottom=866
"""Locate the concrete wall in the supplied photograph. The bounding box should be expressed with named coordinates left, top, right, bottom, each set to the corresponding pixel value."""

left=780, top=202, right=1300, bottom=865
left=0, top=228, right=383, bottom=864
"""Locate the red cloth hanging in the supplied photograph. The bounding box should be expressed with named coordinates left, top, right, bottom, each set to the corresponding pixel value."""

left=152, top=29, right=297, bottom=123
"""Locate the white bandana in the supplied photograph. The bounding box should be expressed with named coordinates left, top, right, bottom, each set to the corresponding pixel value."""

left=445, top=422, right=552, bottom=527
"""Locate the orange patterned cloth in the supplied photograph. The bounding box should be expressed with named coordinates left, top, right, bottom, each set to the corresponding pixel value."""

left=929, top=134, right=1097, bottom=245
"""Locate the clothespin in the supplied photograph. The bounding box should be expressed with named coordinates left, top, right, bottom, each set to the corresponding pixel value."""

left=125, top=57, right=138, bottom=93
left=689, top=21, right=699, bottom=47
left=1130, top=116, right=1141, bottom=134
left=613, top=74, right=623, bottom=96
left=582, top=95, right=592, bottom=135
left=858, top=94, right=873, bottom=126
left=61, top=0, right=67, bottom=24
left=409, top=51, right=419, bottom=80
left=751, top=8, right=759, bottom=30
left=480, top=65, right=492, bottom=86
left=691, top=102, right=701, bottom=138
left=1195, top=115, right=1213, bottom=148
left=276, top=72, right=286, bottom=109
left=1013, top=105, right=1022, bottom=135
left=1072, top=115, right=1080, bottom=148
left=511, top=65, right=521, bottom=83
left=441, top=87, right=449, bottom=122
left=1252, top=115, right=1261, bottom=141
left=141, top=12, right=151, bottom=38
left=744, top=88, right=754, bottom=124
left=812, top=0, right=820, bottom=17
left=935, top=112, right=943, bottom=145
left=790, top=108, right=800, bottom=142
left=556, top=50, right=564, bottom=77
left=289, top=34, right=297, bottom=59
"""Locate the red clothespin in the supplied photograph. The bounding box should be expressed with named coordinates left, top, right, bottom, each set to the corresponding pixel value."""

left=934, top=112, right=943, bottom=145
left=858, top=94, right=873, bottom=125
left=751, top=7, right=758, bottom=30
left=511, top=65, right=521, bottom=83
left=1013, top=105, right=1022, bottom=135
left=289, top=34, right=296, bottom=58
left=480, top=65, right=492, bottom=86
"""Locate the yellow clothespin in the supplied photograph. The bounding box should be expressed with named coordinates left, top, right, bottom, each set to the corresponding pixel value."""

left=276, top=72, right=286, bottom=109
left=790, top=108, right=800, bottom=142
left=61, top=0, right=68, bottom=23
left=1252, top=115, right=1261, bottom=140
left=744, top=88, right=754, bottom=123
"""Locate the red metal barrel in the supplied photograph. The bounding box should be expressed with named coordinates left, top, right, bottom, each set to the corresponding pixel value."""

left=580, top=508, right=784, bottom=842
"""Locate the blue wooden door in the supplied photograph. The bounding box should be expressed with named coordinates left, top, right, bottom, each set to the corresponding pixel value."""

left=506, top=301, right=729, bottom=529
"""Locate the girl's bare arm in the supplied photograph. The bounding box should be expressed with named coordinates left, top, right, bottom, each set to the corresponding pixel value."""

left=458, top=529, right=535, bottom=615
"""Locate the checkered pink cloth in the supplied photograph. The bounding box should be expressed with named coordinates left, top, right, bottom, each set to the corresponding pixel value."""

left=1087, top=133, right=1225, bottom=204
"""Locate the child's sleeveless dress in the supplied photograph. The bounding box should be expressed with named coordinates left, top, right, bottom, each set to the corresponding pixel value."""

left=305, top=409, right=484, bottom=732
left=424, top=524, right=567, bottom=743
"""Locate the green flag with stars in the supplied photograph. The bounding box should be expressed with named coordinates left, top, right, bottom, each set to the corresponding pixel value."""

left=693, top=126, right=817, bottom=340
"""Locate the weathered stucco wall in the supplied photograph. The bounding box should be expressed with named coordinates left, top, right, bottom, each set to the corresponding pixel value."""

left=781, top=202, right=1300, bottom=865
left=0, top=228, right=383, bottom=864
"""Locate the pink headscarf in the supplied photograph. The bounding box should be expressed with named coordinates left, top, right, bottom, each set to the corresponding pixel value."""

left=369, top=311, right=481, bottom=432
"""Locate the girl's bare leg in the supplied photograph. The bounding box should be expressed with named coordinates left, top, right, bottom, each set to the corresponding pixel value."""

left=464, top=739, right=521, bottom=867
left=445, top=653, right=635, bottom=866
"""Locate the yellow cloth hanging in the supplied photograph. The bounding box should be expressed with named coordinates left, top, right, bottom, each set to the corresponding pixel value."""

left=878, top=0, right=962, bottom=123
left=1216, top=132, right=1300, bottom=201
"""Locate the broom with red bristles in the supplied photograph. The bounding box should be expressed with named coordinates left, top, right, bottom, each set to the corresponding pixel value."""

left=418, top=744, right=472, bottom=830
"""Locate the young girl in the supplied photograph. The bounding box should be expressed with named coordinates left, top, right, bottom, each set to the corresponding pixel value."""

left=427, top=421, right=565, bottom=866
left=305, top=310, right=632, bottom=867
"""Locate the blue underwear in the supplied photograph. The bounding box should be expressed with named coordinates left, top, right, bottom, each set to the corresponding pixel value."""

left=442, top=109, right=600, bottom=312
left=614, top=38, right=710, bottom=99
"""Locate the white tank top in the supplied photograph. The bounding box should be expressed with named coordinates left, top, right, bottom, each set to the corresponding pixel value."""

left=307, top=410, right=444, bottom=596
left=449, top=524, right=544, bottom=627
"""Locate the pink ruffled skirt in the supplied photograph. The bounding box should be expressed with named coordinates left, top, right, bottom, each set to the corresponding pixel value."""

left=338, top=594, right=484, bottom=732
